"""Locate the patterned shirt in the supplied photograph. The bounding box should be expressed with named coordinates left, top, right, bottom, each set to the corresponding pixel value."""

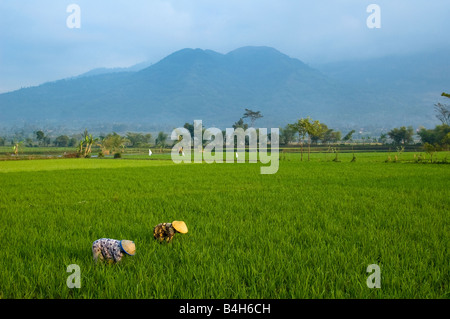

left=153, top=223, right=177, bottom=242
left=92, top=238, right=124, bottom=263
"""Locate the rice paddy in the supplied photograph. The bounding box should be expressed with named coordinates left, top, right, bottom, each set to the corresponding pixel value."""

left=0, top=152, right=448, bottom=299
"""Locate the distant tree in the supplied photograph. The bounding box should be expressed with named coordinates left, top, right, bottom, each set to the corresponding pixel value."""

left=444, top=132, right=450, bottom=147
left=404, top=127, right=415, bottom=144
left=232, top=118, right=249, bottom=130
left=243, top=108, right=263, bottom=128
left=126, top=132, right=152, bottom=148
left=43, top=136, right=51, bottom=147
left=279, top=124, right=297, bottom=146
left=418, top=124, right=450, bottom=149
left=442, top=92, right=450, bottom=98
left=310, top=123, right=328, bottom=145
left=328, top=130, right=342, bottom=144
left=24, top=138, right=34, bottom=147
left=155, top=131, right=168, bottom=151
left=183, top=123, right=195, bottom=137
left=35, top=130, right=45, bottom=144
left=68, top=137, right=78, bottom=147
left=288, top=118, right=308, bottom=161
left=0, top=136, right=5, bottom=146
left=289, top=117, right=322, bottom=161
left=100, top=132, right=129, bottom=155
left=321, top=127, right=341, bottom=145
left=305, top=119, right=323, bottom=161
left=342, top=130, right=355, bottom=143
left=54, top=135, right=70, bottom=147
left=35, top=130, right=51, bottom=146
left=423, top=143, right=438, bottom=163
left=321, top=129, right=333, bottom=145
left=378, top=133, right=388, bottom=144
left=387, top=126, right=414, bottom=145
left=434, top=103, right=450, bottom=125
left=181, top=121, right=209, bottom=148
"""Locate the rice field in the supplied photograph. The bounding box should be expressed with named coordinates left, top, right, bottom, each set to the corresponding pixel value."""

left=0, top=152, right=448, bottom=299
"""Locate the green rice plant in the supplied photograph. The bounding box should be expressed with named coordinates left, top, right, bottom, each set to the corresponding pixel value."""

left=0, top=153, right=448, bottom=299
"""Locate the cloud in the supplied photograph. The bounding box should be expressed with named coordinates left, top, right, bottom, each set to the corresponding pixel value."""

left=0, top=0, right=449, bottom=93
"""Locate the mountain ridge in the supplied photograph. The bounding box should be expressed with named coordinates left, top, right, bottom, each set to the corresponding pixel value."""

left=0, top=46, right=446, bottom=132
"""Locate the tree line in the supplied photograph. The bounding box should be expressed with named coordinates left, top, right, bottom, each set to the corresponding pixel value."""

left=279, top=95, right=449, bottom=161
left=1, top=99, right=449, bottom=157
left=75, top=130, right=169, bottom=157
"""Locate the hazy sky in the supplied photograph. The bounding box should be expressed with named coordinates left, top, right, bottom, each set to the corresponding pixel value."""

left=0, top=0, right=449, bottom=93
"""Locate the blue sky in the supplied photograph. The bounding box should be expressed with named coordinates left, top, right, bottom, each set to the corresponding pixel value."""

left=0, top=0, right=449, bottom=93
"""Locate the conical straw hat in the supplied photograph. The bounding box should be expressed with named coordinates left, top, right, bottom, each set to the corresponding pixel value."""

left=120, top=240, right=136, bottom=256
left=172, top=221, right=188, bottom=234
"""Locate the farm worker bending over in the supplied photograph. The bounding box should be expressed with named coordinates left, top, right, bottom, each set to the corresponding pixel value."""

left=92, top=238, right=136, bottom=263
left=153, top=221, right=188, bottom=242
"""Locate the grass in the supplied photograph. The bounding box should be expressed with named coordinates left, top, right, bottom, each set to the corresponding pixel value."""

left=0, top=152, right=448, bottom=299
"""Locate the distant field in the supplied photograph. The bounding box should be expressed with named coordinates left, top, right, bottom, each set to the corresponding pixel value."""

left=0, top=152, right=448, bottom=298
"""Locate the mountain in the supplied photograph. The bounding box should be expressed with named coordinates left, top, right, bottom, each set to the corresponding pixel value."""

left=314, top=50, right=450, bottom=93
left=73, top=61, right=153, bottom=79
left=313, top=49, right=450, bottom=127
left=0, top=46, right=448, bottom=133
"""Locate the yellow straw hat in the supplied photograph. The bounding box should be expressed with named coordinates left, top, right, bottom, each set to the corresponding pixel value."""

left=120, top=240, right=136, bottom=256
left=172, top=221, right=188, bottom=234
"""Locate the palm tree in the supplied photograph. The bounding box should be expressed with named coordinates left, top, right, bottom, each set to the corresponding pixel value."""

left=77, top=140, right=84, bottom=157
left=76, top=129, right=98, bottom=157
left=84, top=134, right=98, bottom=157
left=83, top=134, right=90, bottom=157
